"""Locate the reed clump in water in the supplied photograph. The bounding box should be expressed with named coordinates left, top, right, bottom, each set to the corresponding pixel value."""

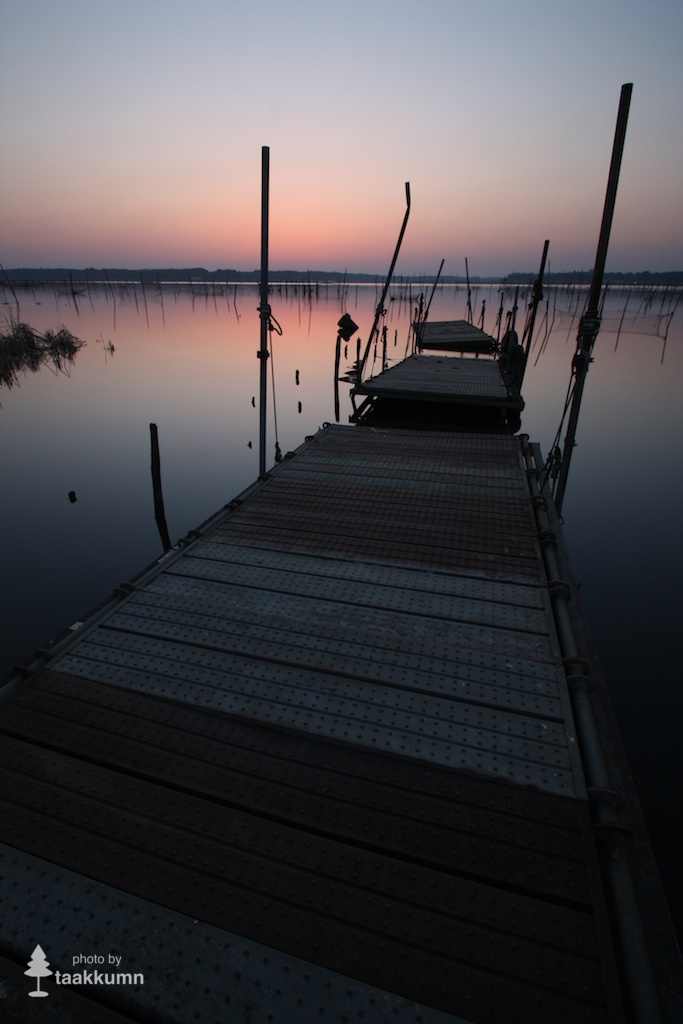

left=0, top=320, right=85, bottom=389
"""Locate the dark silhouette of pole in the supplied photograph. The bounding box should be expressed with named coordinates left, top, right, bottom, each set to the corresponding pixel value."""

left=150, top=423, right=172, bottom=553
left=333, top=334, right=341, bottom=422
left=425, top=259, right=445, bottom=324
left=519, top=239, right=550, bottom=391
left=465, top=258, right=473, bottom=324
left=555, top=83, right=632, bottom=514
left=358, top=183, right=411, bottom=382
left=258, top=146, right=270, bottom=478
left=416, top=258, right=445, bottom=349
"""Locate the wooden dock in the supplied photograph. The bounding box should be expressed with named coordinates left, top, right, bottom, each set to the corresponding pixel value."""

left=350, top=353, right=523, bottom=428
left=415, top=319, right=497, bottom=354
left=2, top=424, right=679, bottom=1022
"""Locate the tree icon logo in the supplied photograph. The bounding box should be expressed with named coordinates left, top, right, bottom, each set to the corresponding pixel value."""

left=25, top=944, right=52, bottom=997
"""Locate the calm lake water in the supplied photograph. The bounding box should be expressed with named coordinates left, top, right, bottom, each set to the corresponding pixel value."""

left=2, top=279, right=682, bottom=941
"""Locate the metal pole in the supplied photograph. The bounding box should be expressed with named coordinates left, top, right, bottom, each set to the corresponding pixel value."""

left=423, top=258, right=444, bottom=325
left=333, top=334, right=341, bottom=422
left=587, top=83, right=633, bottom=317
left=519, top=239, right=549, bottom=391
left=258, top=146, right=270, bottom=478
left=465, top=257, right=473, bottom=324
left=358, top=183, right=411, bottom=382
left=555, top=84, right=632, bottom=514
left=510, top=286, right=519, bottom=333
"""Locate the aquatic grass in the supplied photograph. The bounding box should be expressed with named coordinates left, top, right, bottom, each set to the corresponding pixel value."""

left=0, top=318, right=85, bottom=390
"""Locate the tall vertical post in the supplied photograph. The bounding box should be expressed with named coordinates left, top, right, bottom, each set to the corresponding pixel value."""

left=333, top=334, right=341, bottom=422
left=465, top=257, right=473, bottom=324
left=555, top=84, right=632, bottom=514
left=519, top=239, right=549, bottom=390
left=357, top=182, right=411, bottom=382
left=258, top=146, right=270, bottom=478
left=423, top=259, right=445, bottom=326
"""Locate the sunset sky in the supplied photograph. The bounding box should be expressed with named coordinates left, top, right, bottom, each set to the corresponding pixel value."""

left=2, top=0, right=681, bottom=276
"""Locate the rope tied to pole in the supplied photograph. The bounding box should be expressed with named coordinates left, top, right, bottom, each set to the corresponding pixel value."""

left=258, top=301, right=284, bottom=464
left=269, top=326, right=282, bottom=463
left=258, top=302, right=283, bottom=336
left=257, top=281, right=283, bottom=467
left=257, top=304, right=283, bottom=341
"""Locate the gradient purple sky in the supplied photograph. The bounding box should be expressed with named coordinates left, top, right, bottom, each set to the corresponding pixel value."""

left=2, top=0, right=682, bottom=276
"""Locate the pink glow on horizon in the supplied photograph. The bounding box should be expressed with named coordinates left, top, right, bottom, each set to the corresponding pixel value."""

left=2, top=3, right=681, bottom=276
left=7, top=175, right=674, bottom=278
left=5, top=141, right=680, bottom=277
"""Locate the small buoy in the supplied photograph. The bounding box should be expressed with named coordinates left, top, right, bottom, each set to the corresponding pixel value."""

left=298, top=401, right=302, bottom=414
left=68, top=491, right=77, bottom=503
left=247, top=441, right=252, bottom=448
left=295, top=370, right=300, bottom=385
left=251, top=396, right=255, bottom=407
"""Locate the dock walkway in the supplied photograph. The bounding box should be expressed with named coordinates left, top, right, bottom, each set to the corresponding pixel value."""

left=0, top=425, right=677, bottom=1022
left=415, top=319, right=497, bottom=354
left=350, top=354, right=523, bottom=427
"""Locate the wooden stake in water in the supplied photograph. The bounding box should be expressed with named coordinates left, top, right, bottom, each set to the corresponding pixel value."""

left=150, top=423, right=172, bottom=553
left=334, top=334, right=341, bottom=422
left=258, top=146, right=270, bottom=478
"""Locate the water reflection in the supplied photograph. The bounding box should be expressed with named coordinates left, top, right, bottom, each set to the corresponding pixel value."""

left=1, top=280, right=682, bottom=940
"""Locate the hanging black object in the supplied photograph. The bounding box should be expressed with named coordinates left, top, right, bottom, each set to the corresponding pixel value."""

left=337, top=314, right=358, bottom=342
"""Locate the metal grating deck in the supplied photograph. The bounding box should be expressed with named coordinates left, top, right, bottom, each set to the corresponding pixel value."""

left=351, top=354, right=521, bottom=409
left=416, top=320, right=497, bottom=353
left=0, top=426, right=626, bottom=1022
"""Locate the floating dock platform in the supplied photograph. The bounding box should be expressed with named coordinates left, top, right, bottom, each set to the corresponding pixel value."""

left=415, top=319, right=496, bottom=354
left=350, top=353, right=523, bottom=429
left=1, top=424, right=680, bottom=1022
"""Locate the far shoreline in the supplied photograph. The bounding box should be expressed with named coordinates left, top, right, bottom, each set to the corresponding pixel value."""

left=3, top=266, right=683, bottom=289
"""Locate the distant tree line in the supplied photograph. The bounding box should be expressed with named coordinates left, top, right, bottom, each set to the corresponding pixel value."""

left=505, top=270, right=683, bottom=286
left=3, top=267, right=682, bottom=286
